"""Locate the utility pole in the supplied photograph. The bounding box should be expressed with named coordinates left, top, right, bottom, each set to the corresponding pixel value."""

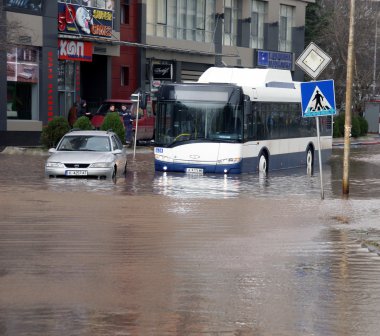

left=373, top=14, right=378, bottom=97
left=342, top=0, right=355, bottom=196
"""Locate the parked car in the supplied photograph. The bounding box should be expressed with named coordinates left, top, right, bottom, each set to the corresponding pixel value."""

left=91, top=99, right=155, bottom=142
left=45, top=130, right=127, bottom=180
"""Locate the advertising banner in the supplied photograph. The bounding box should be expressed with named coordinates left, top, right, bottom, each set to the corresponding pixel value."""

left=58, top=2, right=113, bottom=39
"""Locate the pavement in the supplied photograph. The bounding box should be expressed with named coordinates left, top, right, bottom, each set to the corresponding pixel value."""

left=333, top=134, right=380, bottom=147
left=2, top=136, right=380, bottom=155
left=0, top=145, right=154, bottom=155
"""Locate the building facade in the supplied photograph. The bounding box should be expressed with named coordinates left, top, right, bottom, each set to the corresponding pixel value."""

left=0, top=0, right=314, bottom=146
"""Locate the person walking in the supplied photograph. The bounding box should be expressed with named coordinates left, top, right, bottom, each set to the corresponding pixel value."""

left=77, top=99, right=93, bottom=120
left=67, top=102, right=78, bottom=127
left=121, top=104, right=134, bottom=144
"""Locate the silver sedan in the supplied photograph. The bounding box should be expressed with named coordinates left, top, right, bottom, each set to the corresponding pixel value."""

left=45, top=130, right=127, bottom=179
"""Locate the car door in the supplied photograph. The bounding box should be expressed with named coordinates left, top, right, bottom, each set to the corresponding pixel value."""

left=111, top=135, right=127, bottom=169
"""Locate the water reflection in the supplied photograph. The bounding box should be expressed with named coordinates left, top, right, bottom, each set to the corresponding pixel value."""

left=1, top=145, right=380, bottom=335
left=1, top=145, right=380, bottom=200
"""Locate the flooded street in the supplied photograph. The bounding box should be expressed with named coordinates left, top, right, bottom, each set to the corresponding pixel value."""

left=1, top=145, right=380, bottom=335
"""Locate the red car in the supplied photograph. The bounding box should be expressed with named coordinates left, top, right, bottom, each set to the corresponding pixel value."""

left=91, top=99, right=155, bottom=141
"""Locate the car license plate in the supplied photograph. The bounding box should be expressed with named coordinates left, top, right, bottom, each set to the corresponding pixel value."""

left=66, top=170, right=88, bottom=176
left=186, top=168, right=203, bottom=174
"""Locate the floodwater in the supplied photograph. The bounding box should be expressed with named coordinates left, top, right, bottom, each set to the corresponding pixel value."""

left=0, top=145, right=380, bottom=335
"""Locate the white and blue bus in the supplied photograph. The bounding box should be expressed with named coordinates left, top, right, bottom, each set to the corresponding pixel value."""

left=154, top=67, right=332, bottom=174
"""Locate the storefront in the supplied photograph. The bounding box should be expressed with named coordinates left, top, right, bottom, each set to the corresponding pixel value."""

left=57, top=1, right=117, bottom=116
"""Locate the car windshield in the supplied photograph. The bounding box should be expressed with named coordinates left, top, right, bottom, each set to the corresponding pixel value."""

left=57, top=135, right=111, bottom=152
left=96, top=102, right=133, bottom=115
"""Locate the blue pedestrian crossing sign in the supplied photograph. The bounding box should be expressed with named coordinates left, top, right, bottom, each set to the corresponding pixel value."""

left=300, top=80, right=336, bottom=117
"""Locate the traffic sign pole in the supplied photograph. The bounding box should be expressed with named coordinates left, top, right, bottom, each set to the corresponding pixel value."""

left=316, top=116, right=324, bottom=199
left=133, top=92, right=140, bottom=159
left=297, top=43, right=335, bottom=200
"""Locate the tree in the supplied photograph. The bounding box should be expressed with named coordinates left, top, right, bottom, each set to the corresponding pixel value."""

left=0, top=5, right=25, bottom=53
left=305, top=0, right=379, bottom=115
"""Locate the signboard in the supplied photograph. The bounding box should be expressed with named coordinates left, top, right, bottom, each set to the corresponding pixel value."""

left=58, top=2, right=113, bottom=39
left=256, top=50, right=294, bottom=71
left=296, top=42, right=331, bottom=79
left=301, top=80, right=336, bottom=117
left=58, top=39, right=93, bottom=62
left=152, top=64, right=173, bottom=80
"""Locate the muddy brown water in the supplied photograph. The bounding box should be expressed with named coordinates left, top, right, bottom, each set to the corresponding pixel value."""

left=0, top=145, right=380, bottom=335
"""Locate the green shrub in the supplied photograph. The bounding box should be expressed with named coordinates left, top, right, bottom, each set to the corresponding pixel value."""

left=351, top=116, right=361, bottom=138
left=101, top=112, right=125, bottom=142
left=333, top=113, right=345, bottom=138
left=332, top=114, right=368, bottom=138
left=73, top=116, right=93, bottom=130
left=357, top=116, right=368, bottom=136
left=40, top=116, right=70, bottom=149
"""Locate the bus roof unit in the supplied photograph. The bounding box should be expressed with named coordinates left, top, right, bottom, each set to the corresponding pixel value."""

left=198, top=67, right=300, bottom=102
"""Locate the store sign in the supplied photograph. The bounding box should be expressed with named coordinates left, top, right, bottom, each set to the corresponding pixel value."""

left=153, top=64, right=173, bottom=80
left=47, top=50, right=55, bottom=121
left=58, top=2, right=113, bottom=38
left=256, top=50, right=294, bottom=71
left=58, top=39, right=93, bottom=62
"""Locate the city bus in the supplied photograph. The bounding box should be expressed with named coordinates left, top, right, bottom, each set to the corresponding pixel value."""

left=154, top=67, right=332, bottom=174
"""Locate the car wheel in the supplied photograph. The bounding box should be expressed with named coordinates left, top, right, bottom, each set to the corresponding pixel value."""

left=111, top=166, right=117, bottom=179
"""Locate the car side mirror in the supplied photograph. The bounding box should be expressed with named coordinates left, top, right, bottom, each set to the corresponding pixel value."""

left=113, top=149, right=122, bottom=154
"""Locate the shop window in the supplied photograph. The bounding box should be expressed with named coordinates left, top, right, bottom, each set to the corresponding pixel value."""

left=7, top=46, right=39, bottom=120
left=121, top=0, right=130, bottom=24
left=121, top=66, right=129, bottom=86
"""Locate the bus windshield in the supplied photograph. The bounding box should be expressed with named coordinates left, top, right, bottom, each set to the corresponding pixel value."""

left=155, top=100, right=243, bottom=146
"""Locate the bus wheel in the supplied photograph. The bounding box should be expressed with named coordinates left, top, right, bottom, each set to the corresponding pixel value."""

left=258, top=153, right=268, bottom=174
left=306, top=147, right=314, bottom=169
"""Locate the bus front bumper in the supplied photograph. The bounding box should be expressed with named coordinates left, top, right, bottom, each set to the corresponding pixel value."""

left=154, top=160, right=242, bottom=174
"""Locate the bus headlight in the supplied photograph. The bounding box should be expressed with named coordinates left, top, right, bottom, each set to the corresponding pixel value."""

left=216, top=157, right=241, bottom=165
left=155, top=154, right=174, bottom=163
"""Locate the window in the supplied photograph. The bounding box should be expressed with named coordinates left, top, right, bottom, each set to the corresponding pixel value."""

left=251, top=0, right=266, bottom=49
left=157, top=0, right=167, bottom=24
left=224, top=7, right=232, bottom=34
left=5, top=0, right=42, bottom=12
left=146, top=0, right=215, bottom=42
left=7, top=46, right=39, bottom=120
left=279, top=4, right=294, bottom=52
left=156, top=0, right=167, bottom=37
left=121, top=66, right=129, bottom=86
left=223, top=0, right=239, bottom=46
left=121, top=0, right=130, bottom=24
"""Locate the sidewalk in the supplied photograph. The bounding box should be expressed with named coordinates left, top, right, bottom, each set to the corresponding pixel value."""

left=0, top=145, right=154, bottom=155
left=333, top=134, right=380, bottom=147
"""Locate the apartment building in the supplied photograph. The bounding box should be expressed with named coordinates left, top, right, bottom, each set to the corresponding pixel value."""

left=0, top=0, right=314, bottom=146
